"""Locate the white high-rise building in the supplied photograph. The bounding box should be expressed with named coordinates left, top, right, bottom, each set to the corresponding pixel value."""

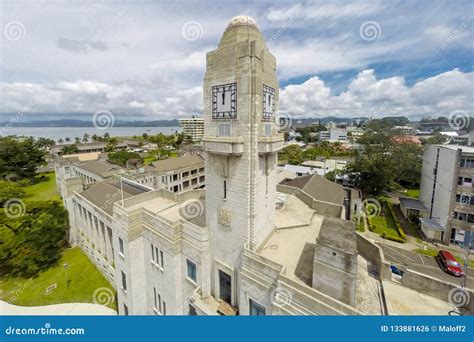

left=179, top=118, right=205, bottom=142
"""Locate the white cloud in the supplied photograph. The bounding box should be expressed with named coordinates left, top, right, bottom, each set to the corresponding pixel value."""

left=0, top=1, right=472, bottom=121
left=280, top=69, right=473, bottom=118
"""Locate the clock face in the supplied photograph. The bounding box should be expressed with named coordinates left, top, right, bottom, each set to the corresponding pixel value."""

left=262, top=85, right=275, bottom=120
left=212, top=83, right=237, bottom=119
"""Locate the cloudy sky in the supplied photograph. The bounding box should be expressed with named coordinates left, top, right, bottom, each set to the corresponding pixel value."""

left=0, top=0, right=473, bottom=122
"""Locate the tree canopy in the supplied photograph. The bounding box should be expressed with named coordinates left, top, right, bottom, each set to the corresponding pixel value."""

left=0, top=201, right=69, bottom=276
left=0, top=137, right=46, bottom=180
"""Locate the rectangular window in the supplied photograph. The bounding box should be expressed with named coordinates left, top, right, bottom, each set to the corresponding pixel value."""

left=119, top=237, right=124, bottom=256
left=199, top=167, right=204, bottom=172
left=182, top=171, right=189, bottom=177
left=163, top=301, right=166, bottom=316
left=153, top=287, right=157, bottom=311
left=249, top=299, right=266, bottom=315
left=183, top=180, right=190, bottom=188
left=160, top=250, right=164, bottom=269
left=123, top=304, right=129, bottom=316
left=264, top=123, right=272, bottom=136
left=121, top=271, right=127, bottom=291
left=199, top=175, right=205, bottom=182
left=186, top=259, right=197, bottom=282
left=224, top=180, right=227, bottom=199
left=218, top=123, right=231, bottom=136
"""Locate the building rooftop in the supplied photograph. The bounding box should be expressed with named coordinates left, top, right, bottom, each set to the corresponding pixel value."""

left=439, top=144, right=474, bottom=153
left=258, top=199, right=322, bottom=286
left=78, top=160, right=124, bottom=178
left=80, top=180, right=149, bottom=215
left=419, top=218, right=445, bottom=231
left=281, top=174, right=345, bottom=206
left=226, top=15, right=258, bottom=31
left=150, top=154, right=204, bottom=172
left=316, top=217, right=357, bottom=255
left=399, top=197, right=428, bottom=211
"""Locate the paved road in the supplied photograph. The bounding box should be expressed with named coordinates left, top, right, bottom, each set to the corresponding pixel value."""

left=378, top=243, right=474, bottom=289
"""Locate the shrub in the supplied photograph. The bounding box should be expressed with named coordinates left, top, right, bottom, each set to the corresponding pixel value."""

left=386, top=201, right=406, bottom=240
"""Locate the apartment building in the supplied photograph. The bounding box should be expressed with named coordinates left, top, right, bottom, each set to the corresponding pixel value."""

left=319, top=128, right=348, bottom=142
left=419, top=144, right=474, bottom=245
left=179, top=118, right=205, bottom=142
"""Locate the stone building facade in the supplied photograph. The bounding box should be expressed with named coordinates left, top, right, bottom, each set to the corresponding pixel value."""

left=61, top=16, right=364, bottom=316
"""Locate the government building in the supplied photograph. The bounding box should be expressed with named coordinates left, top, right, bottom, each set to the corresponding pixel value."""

left=60, top=16, right=377, bottom=316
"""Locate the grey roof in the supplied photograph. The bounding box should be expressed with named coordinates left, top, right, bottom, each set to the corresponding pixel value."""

left=399, top=197, right=428, bottom=211
left=78, top=161, right=123, bottom=178
left=150, top=154, right=204, bottom=172
left=282, top=174, right=345, bottom=205
left=80, top=181, right=148, bottom=215
left=316, top=217, right=357, bottom=254
left=419, top=218, right=445, bottom=231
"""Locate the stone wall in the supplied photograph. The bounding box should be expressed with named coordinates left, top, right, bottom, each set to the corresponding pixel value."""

left=356, top=233, right=392, bottom=280
left=402, top=268, right=474, bottom=312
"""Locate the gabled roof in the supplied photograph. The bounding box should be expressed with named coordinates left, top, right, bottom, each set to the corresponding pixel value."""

left=150, top=154, right=204, bottom=172
left=282, top=174, right=345, bottom=205
left=78, top=161, right=123, bottom=178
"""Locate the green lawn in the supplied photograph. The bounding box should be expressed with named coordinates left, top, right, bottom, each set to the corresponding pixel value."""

left=0, top=247, right=116, bottom=310
left=368, top=203, right=403, bottom=240
left=23, top=172, right=61, bottom=201
left=406, top=189, right=420, bottom=199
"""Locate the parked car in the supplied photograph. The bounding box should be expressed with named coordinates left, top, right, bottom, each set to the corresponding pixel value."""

left=390, top=265, right=404, bottom=276
left=436, top=250, right=464, bottom=277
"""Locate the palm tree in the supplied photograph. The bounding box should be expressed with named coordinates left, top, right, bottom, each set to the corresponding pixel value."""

left=82, top=133, right=90, bottom=143
left=75, top=137, right=81, bottom=144
left=65, top=137, right=71, bottom=142
left=91, top=134, right=99, bottom=141
left=58, top=138, right=64, bottom=144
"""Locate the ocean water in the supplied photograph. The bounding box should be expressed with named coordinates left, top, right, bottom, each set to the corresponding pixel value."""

left=2, top=126, right=181, bottom=141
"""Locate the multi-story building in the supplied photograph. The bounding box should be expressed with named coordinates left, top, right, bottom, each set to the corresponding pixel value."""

left=319, top=128, right=348, bottom=142
left=419, top=144, right=474, bottom=245
left=55, top=159, right=125, bottom=199
left=179, top=118, right=205, bottom=142
left=125, top=154, right=205, bottom=192
left=61, top=15, right=379, bottom=316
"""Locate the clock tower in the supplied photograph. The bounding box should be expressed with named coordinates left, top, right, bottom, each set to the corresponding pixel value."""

left=202, top=16, right=284, bottom=305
